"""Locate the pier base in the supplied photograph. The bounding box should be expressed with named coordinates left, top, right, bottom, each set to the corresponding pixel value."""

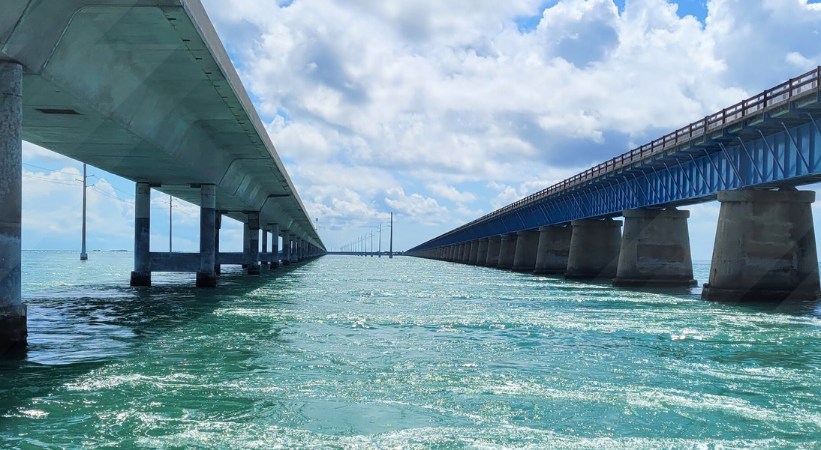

left=512, top=230, right=540, bottom=272
left=614, top=208, right=696, bottom=287
left=460, top=243, right=470, bottom=264
left=130, top=182, right=152, bottom=287
left=702, top=189, right=820, bottom=302
left=534, top=225, right=571, bottom=275
left=497, top=234, right=518, bottom=270
left=469, top=240, right=480, bottom=265
left=486, top=236, right=502, bottom=267
left=0, top=61, right=25, bottom=355
left=476, top=238, right=489, bottom=265
left=566, top=218, right=622, bottom=280
left=196, top=185, right=217, bottom=288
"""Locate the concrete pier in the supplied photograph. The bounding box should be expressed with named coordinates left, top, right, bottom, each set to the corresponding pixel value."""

left=130, top=182, right=152, bottom=287
left=281, top=231, right=291, bottom=265
left=497, top=234, right=518, bottom=270
left=247, top=213, right=261, bottom=275
left=534, top=225, right=572, bottom=275
left=196, top=185, right=217, bottom=288
left=460, top=243, right=470, bottom=264
left=614, top=208, right=695, bottom=287
left=566, top=218, right=622, bottom=280
left=214, top=213, right=222, bottom=275
left=485, top=235, right=502, bottom=267
left=469, top=240, right=480, bottom=265
left=476, top=238, right=489, bottom=266
left=0, top=61, right=25, bottom=354
left=260, top=227, right=269, bottom=269
left=512, top=230, right=540, bottom=272
left=270, top=224, right=280, bottom=268
left=702, top=189, right=820, bottom=302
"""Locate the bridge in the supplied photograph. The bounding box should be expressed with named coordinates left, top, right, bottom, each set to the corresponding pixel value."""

left=408, top=67, right=821, bottom=303
left=0, top=0, right=326, bottom=354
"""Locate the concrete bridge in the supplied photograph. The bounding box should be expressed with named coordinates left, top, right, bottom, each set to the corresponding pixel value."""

left=409, top=67, right=821, bottom=304
left=0, top=0, right=326, bottom=354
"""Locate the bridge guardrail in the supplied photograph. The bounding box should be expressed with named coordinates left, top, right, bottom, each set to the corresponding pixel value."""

left=431, top=67, right=820, bottom=245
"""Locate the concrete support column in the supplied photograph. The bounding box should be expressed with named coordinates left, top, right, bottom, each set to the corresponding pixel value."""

left=282, top=230, right=291, bottom=265
left=476, top=238, right=489, bottom=266
left=214, top=213, right=222, bottom=275
left=242, top=221, right=251, bottom=269
left=289, top=236, right=298, bottom=263
left=702, top=189, right=820, bottom=302
left=485, top=235, right=502, bottom=267
left=512, top=229, right=540, bottom=272
left=270, top=224, right=280, bottom=268
left=260, top=227, right=269, bottom=268
left=130, top=182, right=152, bottom=287
left=566, top=218, right=622, bottom=280
left=247, top=212, right=260, bottom=275
left=196, top=185, right=217, bottom=288
left=497, top=233, right=518, bottom=270
left=455, top=243, right=465, bottom=263
left=468, top=240, right=480, bottom=265
left=534, top=225, right=572, bottom=275
left=0, top=61, right=25, bottom=354
left=614, top=208, right=695, bottom=287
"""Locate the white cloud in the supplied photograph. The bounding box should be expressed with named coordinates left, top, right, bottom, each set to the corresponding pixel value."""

left=427, top=183, right=476, bottom=203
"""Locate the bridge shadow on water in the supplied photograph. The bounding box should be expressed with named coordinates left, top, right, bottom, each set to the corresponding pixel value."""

left=0, top=259, right=316, bottom=417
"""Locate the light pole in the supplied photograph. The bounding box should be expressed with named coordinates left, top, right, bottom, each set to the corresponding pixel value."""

left=389, top=211, right=394, bottom=259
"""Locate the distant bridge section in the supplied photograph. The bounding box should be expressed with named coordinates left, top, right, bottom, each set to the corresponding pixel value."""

left=409, top=68, right=821, bottom=304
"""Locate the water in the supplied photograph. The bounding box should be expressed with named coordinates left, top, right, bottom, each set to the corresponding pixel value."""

left=2, top=251, right=821, bottom=448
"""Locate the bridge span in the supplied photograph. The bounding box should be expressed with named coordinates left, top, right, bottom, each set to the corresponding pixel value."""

left=0, top=0, right=326, bottom=354
left=409, top=68, right=821, bottom=304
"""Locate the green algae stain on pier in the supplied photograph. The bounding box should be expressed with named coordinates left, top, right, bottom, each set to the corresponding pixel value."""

left=2, top=251, right=821, bottom=447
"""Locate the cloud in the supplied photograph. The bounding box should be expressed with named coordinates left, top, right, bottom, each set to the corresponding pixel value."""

left=427, top=183, right=476, bottom=203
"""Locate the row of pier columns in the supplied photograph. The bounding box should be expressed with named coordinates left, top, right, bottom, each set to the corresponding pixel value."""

left=128, top=181, right=324, bottom=288
left=416, top=189, right=820, bottom=303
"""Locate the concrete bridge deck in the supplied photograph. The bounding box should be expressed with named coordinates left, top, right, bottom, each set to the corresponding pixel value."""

left=0, top=0, right=327, bottom=354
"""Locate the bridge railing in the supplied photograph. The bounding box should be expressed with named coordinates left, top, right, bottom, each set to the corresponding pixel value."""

left=431, top=66, right=820, bottom=245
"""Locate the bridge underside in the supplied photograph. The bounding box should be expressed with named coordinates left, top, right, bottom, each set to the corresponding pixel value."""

left=0, top=1, right=327, bottom=355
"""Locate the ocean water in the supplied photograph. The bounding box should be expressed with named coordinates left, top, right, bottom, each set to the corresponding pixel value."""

left=2, top=251, right=821, bottom=448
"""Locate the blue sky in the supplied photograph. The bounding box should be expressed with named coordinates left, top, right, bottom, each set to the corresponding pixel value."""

left=22, top=0, right=821, bottom=260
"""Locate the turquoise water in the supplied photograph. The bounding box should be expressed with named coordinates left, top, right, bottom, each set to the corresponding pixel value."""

left=2, top=251, right=821, bottom=448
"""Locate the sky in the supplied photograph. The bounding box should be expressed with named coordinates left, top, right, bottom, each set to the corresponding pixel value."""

left=21, top=0, right=821, bottom=260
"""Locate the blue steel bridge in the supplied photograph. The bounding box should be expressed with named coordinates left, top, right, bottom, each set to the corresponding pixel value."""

left=408, top=67, right=821, bottom=303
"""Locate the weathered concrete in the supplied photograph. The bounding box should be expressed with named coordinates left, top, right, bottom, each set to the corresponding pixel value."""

left=214, top=213, right=222, bottom=275
left=566, top=218, right=622, bottom=280
left=269, top=224, right=280, bottom=267
left=130, top=182, right=152, bottom=287
left=534, top=225, right=572, bottom=275
left=476, top=238, right=489, bottom=266
left=289, top=235, right=298, bottom=263
left=469, top=240, right=480, bottom=265
left=614, top=208, right=695, bottom=287
left=260, top=227, right=269, bottom=269
left=449, top=245, right=458, bottom=262
left=485, top=235, right=502, bottom=267
left=196, top=185, right=217, bottom=287
left=0, top=61, right=25, bottom=355
left=497, top=234, right=518, bottom=270
left=247, top=212, right=261, bottom=275
left=460, top=243, right=470, bottom=264
left=512, top=230, right=540, bottom=272
left=702, top=189, right=820, bottom=302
